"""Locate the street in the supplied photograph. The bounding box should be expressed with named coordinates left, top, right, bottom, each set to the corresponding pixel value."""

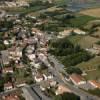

left=47, top=55, right=100, bottom=100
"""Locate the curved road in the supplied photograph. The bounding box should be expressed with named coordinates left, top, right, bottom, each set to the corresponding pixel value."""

left=48, top=55, right=100, bottom=100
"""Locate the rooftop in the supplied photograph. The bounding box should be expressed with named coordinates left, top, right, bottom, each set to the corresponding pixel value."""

left=70, top=73, right=85, bottom=84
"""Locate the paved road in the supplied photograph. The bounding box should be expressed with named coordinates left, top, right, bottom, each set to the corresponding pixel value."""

left=31, top=84, right=51, bottom=100
left=47, top=55, right=100, bottom=100
left=22, top=85, right=41, bottom=100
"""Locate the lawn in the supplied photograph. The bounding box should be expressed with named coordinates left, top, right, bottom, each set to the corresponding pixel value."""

left=3, top=5, right=51, bottom=15
left=70, top=15, right=97, bottom=27
left=15, top=68, right=32, bottom=83
left=68, top=35, right=99, bottom=48
left=76, top=56, right=100, bottom=70
left=85, top=70, right=100, bottom=80
left=76, top=56, right=100, bottom=80
left=79, top=8, right=100, bottom=18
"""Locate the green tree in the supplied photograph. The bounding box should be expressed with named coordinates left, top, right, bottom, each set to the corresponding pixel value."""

left=0, top=77, right=4, bottom=92
left=66, top=67, right=82, bottom=75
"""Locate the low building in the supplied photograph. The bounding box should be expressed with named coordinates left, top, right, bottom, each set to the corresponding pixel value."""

left=70, top=73, right=86, bottom=85
left=3, top=40, right=9, bottom=45
left=86, top=48, right=100, bottom=55
left=89, top=80, right=100, bottom=89
left=8, top=47, right=22, bottom=61
left=3, top=67, right=13, bottom=74
left=2, top=95, right=20, bottom=100
left=55, top=84, right=71, bottom=95
left=43, top=72, right=53, bottom=80
left=34, top=73, right=44, bottom=82
left=27, top=54, right=36, bottom=61
left=4, top=82, right=13, bottom=91
left=58, top=29, right=72, bottom=38
left=73, top=29, right=86, bottom=35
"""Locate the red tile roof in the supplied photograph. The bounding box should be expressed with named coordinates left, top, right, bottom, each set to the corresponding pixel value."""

left=70, top=73, right=85, bottom=84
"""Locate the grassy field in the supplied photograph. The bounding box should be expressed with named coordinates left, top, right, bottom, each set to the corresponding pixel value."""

left=15, top=68, right=32, bottom=83
left=76, top=56, right=100, bottom=80
left=29, top=6, right=62, bottom=16
left=70, top=15, right=97, bottom=27
left=85, top=70, right=100, bottom=80
left=79, top=8, right=100, bottom=18
left=68, top=35, right=99, bottom=48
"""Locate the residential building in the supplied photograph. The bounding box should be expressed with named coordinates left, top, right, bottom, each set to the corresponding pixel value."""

left=89, top=80, right=100, bottom=89
left=70, top=73, right=86, bottom=85
left=3, top=67, right=13, bottom=74
left=4, top=82, right=13, bottom=91
left=43, top=72, right=53, bottom=80
left=73, top=29, right=86, bottom=35
left=2, top=95, right=20, bottom=100
left=34, top=73, right=44, bottom=82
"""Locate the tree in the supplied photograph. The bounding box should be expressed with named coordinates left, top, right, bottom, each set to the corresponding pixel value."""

left=5, top=72, right=13, bottom=82
left=66, top=67, right=82, bottom=75
left=0, top=77, right=4, bottom=92
left=54, top=92, right=80, bottom=100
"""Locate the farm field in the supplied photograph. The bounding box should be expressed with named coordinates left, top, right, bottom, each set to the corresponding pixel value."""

left=85, top=70, right=100, bottom=80
left=76, top=56, right=100, bottom=80
left=79, top=8, right=100, bottom=18
left=68, top=35, right=99, bottom=48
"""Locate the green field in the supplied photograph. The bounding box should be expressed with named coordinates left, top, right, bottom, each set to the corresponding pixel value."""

left=76, top=56, right=100, bottom=80
left=85, top=70, right=100, bottom=80
left=68, top=35, right=99, bottom=48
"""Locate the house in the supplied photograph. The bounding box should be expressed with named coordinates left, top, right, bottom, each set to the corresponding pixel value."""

left=89, top=80, right=100, bottom=89
left=4, top=82, right=13, bottom=91
left=1, top=50, right=10, bottom=65
left=3, top=67, right=13, bottom=74
left=55, top=84, right=71, bottom=95
left=38, top=53, right=47, bottom=62
left=58, top=29, right=72, bottom=38
left=2, top=94, right=20, bottom=100
left=86, top=48, right=100, bottom=55
left=3, top=40, right=9, bottom=45
left=9, top=47, right=22, bottom=61
left=73, top=29, right=86, bottom=35
left=70, top=73, right=86, bottom=85
left=34, top=73, right=44, bottom=82
left=27, top=54, right=36, bottom=61
left=43, top=72, right=53, bottom=80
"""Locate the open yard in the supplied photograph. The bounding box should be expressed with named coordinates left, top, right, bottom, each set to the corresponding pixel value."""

left=79, top=8, right=100, bottom=18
